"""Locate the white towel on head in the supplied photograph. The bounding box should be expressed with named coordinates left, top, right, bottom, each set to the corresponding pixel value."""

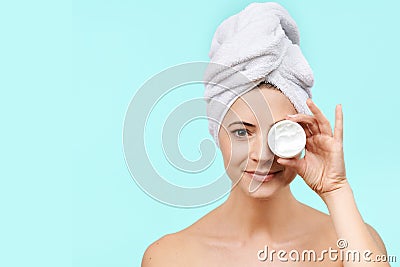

left=203, top=2, right=314, bottom=147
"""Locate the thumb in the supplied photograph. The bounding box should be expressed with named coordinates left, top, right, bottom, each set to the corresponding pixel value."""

left=277, top=157, right=303, bottom=173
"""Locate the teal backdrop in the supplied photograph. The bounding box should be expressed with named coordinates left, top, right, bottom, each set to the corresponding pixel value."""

left=0, top=0, right=399, bottom=266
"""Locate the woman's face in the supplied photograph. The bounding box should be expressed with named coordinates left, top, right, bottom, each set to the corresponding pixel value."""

left=218, top=84, right=300, bottom=198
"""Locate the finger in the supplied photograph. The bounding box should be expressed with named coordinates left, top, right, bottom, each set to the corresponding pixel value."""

left=333, top=104, right=343, bottom=141
left=298, top=121, right=312, bottom=138
left=305, top=137, right=318, bottom=152
left=306, top=99, right=333, bottom=136
left=286, top=114, right=321, bottom=136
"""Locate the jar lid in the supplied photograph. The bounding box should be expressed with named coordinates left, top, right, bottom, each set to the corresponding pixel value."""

left=267, top=120, right=306, bottom=158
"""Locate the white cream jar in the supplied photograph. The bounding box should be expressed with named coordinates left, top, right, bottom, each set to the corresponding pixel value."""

left=267, top=120, right=306, bottom=158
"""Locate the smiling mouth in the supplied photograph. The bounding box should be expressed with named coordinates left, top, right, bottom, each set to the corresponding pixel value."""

left=244, top=170, right=283, bottom=182
left=245, top=169, right=283, bottom=175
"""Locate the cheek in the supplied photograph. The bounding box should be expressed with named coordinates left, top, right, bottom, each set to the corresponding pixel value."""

left=218, top=136, right=231, bottom=168
left=283, top=167, right=298, bottom=183
left=282, top=153, right=301, bottom=181
left=218, top=130, right=255, bottom=171
left=219, top=130, right=236, bottom=168
left=219, top=141, right=245, bottom=176
left=220, top=147, right=231, bottom=170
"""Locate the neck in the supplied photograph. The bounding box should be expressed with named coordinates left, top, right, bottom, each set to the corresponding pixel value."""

left=220, top=185, right=301, bottom=241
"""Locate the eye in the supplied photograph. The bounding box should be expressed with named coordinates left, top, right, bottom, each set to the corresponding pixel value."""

left=231, top=129, right=249, bottom=138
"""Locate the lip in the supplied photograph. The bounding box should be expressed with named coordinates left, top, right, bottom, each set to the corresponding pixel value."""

left=244, top=170, right=282, bottom=182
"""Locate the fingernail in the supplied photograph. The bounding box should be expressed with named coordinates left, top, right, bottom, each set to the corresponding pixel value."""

left=287, top=114, right=297, bottom=117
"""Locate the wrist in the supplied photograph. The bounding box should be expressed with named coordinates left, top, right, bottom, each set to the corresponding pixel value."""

left=320, top=181, right=353, bottom=205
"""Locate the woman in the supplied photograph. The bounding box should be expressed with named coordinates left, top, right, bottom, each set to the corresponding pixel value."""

left=142, top=2, right=388, bottom=266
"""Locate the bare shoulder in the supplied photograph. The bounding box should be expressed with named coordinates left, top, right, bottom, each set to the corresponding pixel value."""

left=141, top=231, right=192, bottom=267
left=141, top=211, right=217, bottom=266
left=365, top=223, right=388, bottom=255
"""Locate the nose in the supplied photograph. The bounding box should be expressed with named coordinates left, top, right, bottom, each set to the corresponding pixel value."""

left=248, top=133, right=275, bottom=163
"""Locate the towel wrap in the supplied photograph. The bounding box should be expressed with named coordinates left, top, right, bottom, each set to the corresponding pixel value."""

left=203, top=2, right=314, bottom=147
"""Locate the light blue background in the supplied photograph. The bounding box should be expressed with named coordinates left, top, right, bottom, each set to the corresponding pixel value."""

left=0, top=0, right=399, bottom=266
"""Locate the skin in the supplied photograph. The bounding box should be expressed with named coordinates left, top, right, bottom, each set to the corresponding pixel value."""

left=142, top=83, right=389, bottom=266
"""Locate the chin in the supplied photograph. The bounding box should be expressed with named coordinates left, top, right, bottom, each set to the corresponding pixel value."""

left=242, top=181, right=285, bottom=199
left=247, top=185, right=288, bottom=199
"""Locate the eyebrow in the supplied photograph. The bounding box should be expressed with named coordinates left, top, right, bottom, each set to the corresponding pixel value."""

left=228, top=118, right=286, bottom=128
